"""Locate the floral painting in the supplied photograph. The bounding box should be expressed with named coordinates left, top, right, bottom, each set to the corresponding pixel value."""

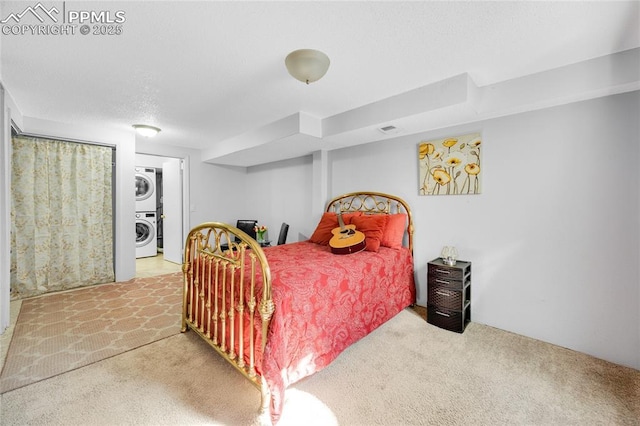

left=418, top=132, right=482, bottom=195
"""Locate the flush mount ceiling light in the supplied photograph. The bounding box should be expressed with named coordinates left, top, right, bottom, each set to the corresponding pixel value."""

left=132, top=124, right=161, bottom=138
left=285, top=49, right=330, bottom=84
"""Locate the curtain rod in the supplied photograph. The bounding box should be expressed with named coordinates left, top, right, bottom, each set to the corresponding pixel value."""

left=11, top=120, right=117, bottom=150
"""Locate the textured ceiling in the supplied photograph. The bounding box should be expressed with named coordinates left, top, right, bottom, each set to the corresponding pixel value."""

left=1, top=1, right=639, bottom=164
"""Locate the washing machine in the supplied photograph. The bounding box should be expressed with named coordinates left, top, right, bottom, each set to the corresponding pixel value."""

left=136, top=211, right=157, bottom=258
left=135, top=166, right=156, bottom=212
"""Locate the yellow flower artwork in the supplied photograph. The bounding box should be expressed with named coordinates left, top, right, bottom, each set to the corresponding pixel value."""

left=418, top=132, right=482, bottom=195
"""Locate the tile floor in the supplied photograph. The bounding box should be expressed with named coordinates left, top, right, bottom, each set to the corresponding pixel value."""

left=135, top=253, right=182, bottom=278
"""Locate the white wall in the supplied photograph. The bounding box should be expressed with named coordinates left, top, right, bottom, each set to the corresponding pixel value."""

left=137, top=143, right=315, bottom=249
left=329, top=92, right=640, bottom=369
left=136, top=144, right=317, bottom=247
left=245, top=155, right=314, bottom=244
left=135, top=139, right=248, bottom=227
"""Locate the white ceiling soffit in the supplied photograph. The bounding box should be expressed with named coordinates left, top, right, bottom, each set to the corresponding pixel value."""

left=205, top=48, right=639, bottom=167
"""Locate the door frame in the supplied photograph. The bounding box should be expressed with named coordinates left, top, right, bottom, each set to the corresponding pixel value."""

left=133, top=153, right=190, bottom=266
left=0, top=83, right=9, bottom=333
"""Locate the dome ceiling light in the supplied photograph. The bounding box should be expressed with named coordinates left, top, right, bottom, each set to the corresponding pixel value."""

left=132, top=124, right=161, bottom=138
left=285, top=49, right=330, bottom=85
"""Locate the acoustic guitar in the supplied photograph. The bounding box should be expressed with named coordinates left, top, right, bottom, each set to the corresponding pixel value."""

left=329, top=212, right=366, bottom=255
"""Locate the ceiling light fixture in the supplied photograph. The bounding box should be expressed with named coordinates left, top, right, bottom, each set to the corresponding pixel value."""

left=132, top=124, right=161, bottom=138
left=285, top=49, right=330, bottom=85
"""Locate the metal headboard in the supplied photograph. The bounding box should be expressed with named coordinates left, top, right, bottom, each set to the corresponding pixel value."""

left=326, top=191, right=414, bottom=254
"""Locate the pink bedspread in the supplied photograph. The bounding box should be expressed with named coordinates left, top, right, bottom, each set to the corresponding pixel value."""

left=260, top=241, right=415, bottom=423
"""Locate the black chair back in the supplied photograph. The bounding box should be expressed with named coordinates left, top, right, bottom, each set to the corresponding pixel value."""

left=277, top=222, right=289, bottom=245
left=236, top=220, right=257, bottom=242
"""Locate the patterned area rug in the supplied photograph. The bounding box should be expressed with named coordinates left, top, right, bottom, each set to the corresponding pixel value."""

left=0, top=272, right=183, bottom=393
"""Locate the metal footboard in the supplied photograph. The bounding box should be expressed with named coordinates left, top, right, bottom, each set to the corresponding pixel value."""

left=181, top=222, right=274, bottom=409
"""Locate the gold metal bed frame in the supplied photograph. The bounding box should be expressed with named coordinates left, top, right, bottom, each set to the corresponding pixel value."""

left=181, top=191, right=414, bottom=417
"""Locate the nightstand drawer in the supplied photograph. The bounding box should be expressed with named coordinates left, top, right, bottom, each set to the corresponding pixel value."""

left=427, top=260, right=471, bottom=281
left=428, top=285, right=469, bottom=310
left=427, top=304, right=470, bottom=333
left=427, top=274, right=470, bottom=289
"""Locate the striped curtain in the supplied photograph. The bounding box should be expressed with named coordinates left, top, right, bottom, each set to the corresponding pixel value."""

left=10, top=136, right=114, bottom=299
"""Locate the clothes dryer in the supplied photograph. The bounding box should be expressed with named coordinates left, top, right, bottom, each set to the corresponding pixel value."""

left=136, top=211, right=157, bottom=258
left=135, top=166, right=156, bottom=212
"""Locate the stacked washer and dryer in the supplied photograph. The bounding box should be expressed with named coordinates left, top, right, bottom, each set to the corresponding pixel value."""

left=135, top=167, right=158, bottom=258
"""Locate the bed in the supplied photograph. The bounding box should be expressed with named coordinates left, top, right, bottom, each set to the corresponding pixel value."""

left=181, top=191, right=416, bottom=423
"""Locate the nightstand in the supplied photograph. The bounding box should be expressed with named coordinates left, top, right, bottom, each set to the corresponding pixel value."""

left=427, top=258, right=471, bottom=333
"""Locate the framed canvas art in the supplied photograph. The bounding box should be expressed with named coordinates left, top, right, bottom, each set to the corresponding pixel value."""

left=418, top=133, right=482, bottom=195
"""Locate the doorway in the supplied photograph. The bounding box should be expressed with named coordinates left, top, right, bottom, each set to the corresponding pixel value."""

left=134, top=153, right=187, bottom=277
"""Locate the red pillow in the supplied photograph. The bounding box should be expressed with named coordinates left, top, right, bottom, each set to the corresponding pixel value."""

left=309, top=212, right=362, bottom=245
left=380, top=214, right=406, bottom=249
left=351, top=214, right=388, bottom=252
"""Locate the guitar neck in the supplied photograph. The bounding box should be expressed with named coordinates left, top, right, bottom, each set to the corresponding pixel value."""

left=337, top=212, right=346, bottom=230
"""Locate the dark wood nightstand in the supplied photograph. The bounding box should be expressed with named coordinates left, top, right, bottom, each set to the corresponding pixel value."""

left=427, top=258, right=471, bottom=333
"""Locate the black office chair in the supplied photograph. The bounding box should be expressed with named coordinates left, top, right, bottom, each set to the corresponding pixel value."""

left=235, top=219, right=258, bottom=241
left=221, top=219, right=257, bottom=250
left=277, top=222, right=289, bottom=245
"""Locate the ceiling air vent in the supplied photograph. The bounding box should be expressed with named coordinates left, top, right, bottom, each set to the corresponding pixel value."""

left=378, top=125, right=401, bottom=135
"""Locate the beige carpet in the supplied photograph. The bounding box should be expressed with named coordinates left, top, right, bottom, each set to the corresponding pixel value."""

left=0, top=272, right=183, bottom=393
left=1, top=308, right=638, bottom=425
